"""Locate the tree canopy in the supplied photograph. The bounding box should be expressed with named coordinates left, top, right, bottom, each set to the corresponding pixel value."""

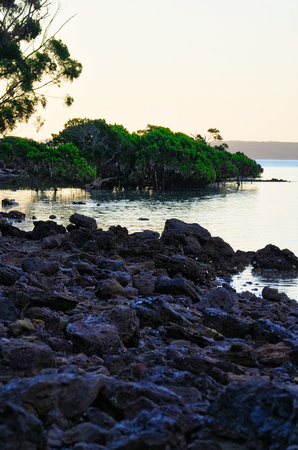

left=49, top=120, right=263, bottom=190
left=0, top=0, right=82, bottom=134
left=0, top=136, right=95, bottom=189
left=0, top=117, right=263, bottom=190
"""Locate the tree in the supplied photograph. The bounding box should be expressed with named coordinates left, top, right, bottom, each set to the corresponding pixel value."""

left=0, top=0, right=82, bottom=134
left=193, top=128, right=224, bottom=145
left=232, top=152, right=263, bottom=182
left=135, top=125, right=217, bottom=190
left=0, top=136, right=95, bottom=189
left=51, top=118, right=136, bottom=187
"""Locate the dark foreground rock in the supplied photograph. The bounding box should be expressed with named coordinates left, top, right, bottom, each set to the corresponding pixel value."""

left=0, top=215, right=298, bottom=448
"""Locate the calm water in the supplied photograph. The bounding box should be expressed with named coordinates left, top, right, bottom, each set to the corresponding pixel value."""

left=2, top=159, right=298, bottom=299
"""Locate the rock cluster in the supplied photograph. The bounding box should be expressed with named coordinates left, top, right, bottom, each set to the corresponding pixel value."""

left=0, top=214, right=298, bottom=449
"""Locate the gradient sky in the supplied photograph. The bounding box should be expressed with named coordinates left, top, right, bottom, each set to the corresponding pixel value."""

left=14, top=0, right=298, bottom=142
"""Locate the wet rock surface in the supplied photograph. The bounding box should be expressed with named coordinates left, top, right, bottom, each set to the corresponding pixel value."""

left=0, top=215, right=298, bottom=448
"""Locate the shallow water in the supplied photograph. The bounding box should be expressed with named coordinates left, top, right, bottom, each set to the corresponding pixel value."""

left=2, top=159, right=298, bottom=299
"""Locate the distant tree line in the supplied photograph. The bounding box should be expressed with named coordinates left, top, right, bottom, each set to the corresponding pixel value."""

left=0, top=118, right=263, bottom=190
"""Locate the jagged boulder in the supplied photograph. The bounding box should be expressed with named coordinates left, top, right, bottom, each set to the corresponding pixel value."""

left=204, top=380, right=298, bottom=449
left=27, top=220, right=66, bottom=240
left=252, top=244, right=298, bottom=270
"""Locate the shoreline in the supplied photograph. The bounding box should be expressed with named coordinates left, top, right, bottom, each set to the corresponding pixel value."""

left=0, top=215, right=298, bottom=447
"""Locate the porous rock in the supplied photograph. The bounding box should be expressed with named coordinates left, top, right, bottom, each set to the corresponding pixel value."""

left=66, top=321, right=125, bottom=357
left=0, top=215, right=297, bottom=448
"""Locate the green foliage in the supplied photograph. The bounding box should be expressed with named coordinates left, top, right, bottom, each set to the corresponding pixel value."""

left=49, top=119, right=263, bottom=190
left=51, top=118, right=136, bottom=182
left=0, top=1, right=82, bottom=134
left=0, top=136, right=95, bottom=189
left=232, top=152, right=264, bottom=180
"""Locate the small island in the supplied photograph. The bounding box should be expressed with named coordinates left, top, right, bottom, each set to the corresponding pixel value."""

left=0, top=120, right=263, bottom=191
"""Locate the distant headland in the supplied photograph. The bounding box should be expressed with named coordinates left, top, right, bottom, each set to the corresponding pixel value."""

left=225, top=141, right=298, bottom=160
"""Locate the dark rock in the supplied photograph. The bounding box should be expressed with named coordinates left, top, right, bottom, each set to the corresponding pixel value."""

left=155, top=253, right=215, bottom=284
left=40, top=261, right=59, bottom=276
left=0, top=322, right=8, bottom=338
left=106, top=409, right=186, bottom=449
left=251, top=318, right=296, bottom=344
left=66, top=227, right=96, bottom=249
left=162, top=218, right=211, bottom=244
left=99, top=378, right=183, bottom=412
left=72, top=261, right=95, bottom=275
left=0, top=339, right=55, bottom=375
left=47, top=337, right=74, bottom=353
left=0, top=370, right=106, bottom=418
left=133, top=295, right=190, bottom=327
left=0, top=297, right=21, bottom=322
left=28, top=290, right=78, bottom=311
left=204, top=236, right=235, bottom=262
left=226, top=341, right=257, bottom=367
left=255, top=342, right=291, bottom=367
left=7, top=210, right=26, bottom=221
left=0, top=221, right=27, bottom=237
left=97, top=257, right=125, bottom=271
left=0, top=265, right=22, bottom=285
left=22, top=257, right=59, bottom=276
left=171, top=352, right=244, bottom=385
left=96, top=268, right=131, bottom=287
left=2, top=198, right=19, bottom=207
left=95, top=227, right=129, bottom=252
left=262, top=285, right=281, bottom=301
left=205, top=379, right=298, bottom=449
left=42, top=234, right=65, bottom=249
left=289, top=348, right=298, bottom=368
left=156, top=275, right=202, bottom=302
left=125, top=230, right=162, bottom=257
left=198, top=287, right=239, bottom=312
left=202, top=308, right=253, bottom=338
left=96, top=278, right=125, bottom=297
left=0, top=215, right=297, bottom=448
left=133, top=269, right=157, bottom=296
left=0, top=401, right=46, bottom=450
left=25, top=307, right=62, bottom=331
left=66, top=321, right=125, bottom=357
left=62, top=423, right=107, bottom=445
left=82, top=239, right=99, bottom=253
left=69, top=213, right=97, bottom=231
left=22, top=257, right=45, bottom=273
left=105, top=225, right=129, bottom=251
left=27, top=220, right=66, bottom=240
left=86, top=408, right=117, bottom=429
left=104, top=305, right=139, bottom=347
left=161, top=322, right=221, bottom=348
left=252, top=244, right=298, bottom=270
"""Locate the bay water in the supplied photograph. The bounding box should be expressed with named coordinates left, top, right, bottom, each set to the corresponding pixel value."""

left=2, top=159, right=298, bottom=299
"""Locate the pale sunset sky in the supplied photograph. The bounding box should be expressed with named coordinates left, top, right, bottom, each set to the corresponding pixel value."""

left=15, top=0, right=298, bottom=142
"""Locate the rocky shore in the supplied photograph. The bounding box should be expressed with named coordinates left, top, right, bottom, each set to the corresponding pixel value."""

left=0, top=213, right=298, bottom=449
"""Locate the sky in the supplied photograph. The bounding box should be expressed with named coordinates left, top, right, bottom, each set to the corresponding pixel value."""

left=13, top=0, right=298, bottom=142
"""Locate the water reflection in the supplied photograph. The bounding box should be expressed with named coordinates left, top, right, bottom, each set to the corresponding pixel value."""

left=0, top=172, right=298, bottom=299
left=231, top=265, right=298, bottom=300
